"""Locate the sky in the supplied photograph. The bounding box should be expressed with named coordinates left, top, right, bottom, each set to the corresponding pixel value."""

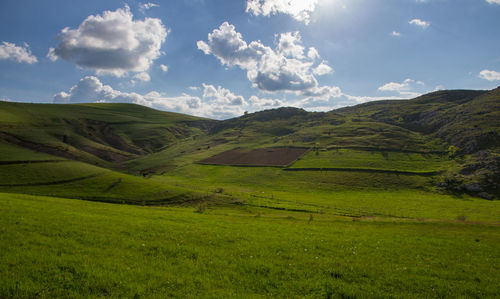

left=0, top=0, right=500, bottom=119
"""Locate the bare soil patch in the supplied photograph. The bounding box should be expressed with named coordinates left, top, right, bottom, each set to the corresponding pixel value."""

left=199, top=147, right=309, bottom=167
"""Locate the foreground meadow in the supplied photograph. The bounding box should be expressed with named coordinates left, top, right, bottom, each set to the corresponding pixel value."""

left=1, top=192, right=499, bottom=298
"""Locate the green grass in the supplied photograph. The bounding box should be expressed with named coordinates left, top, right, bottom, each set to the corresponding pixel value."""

left=1, top=193, right=499, bottom=298
left=0, top=159, right=207, bottom=205
left=0, top=140, right=64, bottom=162
left=0, top=161, right=102, bottom=185
left=158, top=163, right=500, bottom=222
left=291, top=148, right=451, bottom=173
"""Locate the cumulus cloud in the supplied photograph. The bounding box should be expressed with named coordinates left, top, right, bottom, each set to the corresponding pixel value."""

left=246, top=0, right=319, bottom=25
left=378, top=78, right=425, bottom=98
left=486, top=0, right=500, bottom=4
left=277, top=32, right=305, bottom=58
left=0, top=41, right=37, bottom=64
left=53, top=76, right=433, bottom=119
left=49, top=5, right=167, bottom=77
left=391, top=31, right=401, bottom=37
left=144, top=91, right=202, bottom=113
left=53, top=76, right=210, bottom=116
left=197, top=22, right=336, bottom=96
left=313, top=61, right=333, bottom=76
left=479, top=69, right=500, bottom=81
left=409, top=19, right=430, bottom=28
left=53, top=77, right=253, bottom=119
left=53, top=76, right=146, bottom=104
left=160, top=64, right=168, bottom=72
left=202, top=83, right=247, bottom=106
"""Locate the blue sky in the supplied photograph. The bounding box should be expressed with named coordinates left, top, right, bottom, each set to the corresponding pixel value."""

left=1, top=0, right=499, bottom=119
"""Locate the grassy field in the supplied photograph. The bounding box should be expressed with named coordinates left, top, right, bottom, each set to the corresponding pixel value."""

left=1, top=193, right=499, bottom=298
left=1, top=90, right=499, bottom=297
left=290, top=148, right=451, bottom=173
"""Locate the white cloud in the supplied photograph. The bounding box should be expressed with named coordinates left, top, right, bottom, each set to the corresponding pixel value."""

left=0, top=41, right=37, bottom=64
left=55, top=76, right=410, bottom=120
left=307, top=47, right=320, bottom=60
left=46, top=48, right=58, bottom=62
left=144, top=92, right=202, bottom=113
left=301, top=85, right=342, bottom=98
left=188, top=86, right=199, bottom=91
left=53, top=77, right=251, bottom=119
left=433, top=85, right=445, bottom=91
left=53, top=76, right=146, bottom=104
left=409, top=19, right=430, bottom=29
left=202, top=83, right=247, bottom=106
left=133, top=72, right=151, bottom=82
left=277, top=32, right=305, bottom=58
left=197, top=22, right=336, bottom=97
left=160, top=64, right=168, bottom=72
left=49, top=5, right=167, bottom=77
left=246, top=0, right=319, bottom=25
left=391, top=31, right=401, bottom=37
left=198, top=84, right=249, bottom=119
left=139, top=2, right=159, bottom=12
left=378, top=78, right=425, bottom=98
left=248, top=95, right=283, bottom=109
left=313, top=61, right=333, bottom=76
left=486, top=0, right=500, bottom=4
left=479, top=69, right=500, bottom=81
left=53, top=76, right=210, bottom=117
left=1, top=96, right=12, bottom=102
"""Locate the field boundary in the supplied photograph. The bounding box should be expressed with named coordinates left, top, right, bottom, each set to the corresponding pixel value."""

left=196, top=162, right=285, bottom=168
left=0, top=159, right=67, bottom=165
left=324, top=146, right=446, bottom=155
left=283, top=167, right=442, bottom=176
left=0, top=173, right=103, bottom=187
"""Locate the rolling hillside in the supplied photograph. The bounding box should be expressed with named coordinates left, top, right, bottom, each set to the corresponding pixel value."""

left=0, top=101, right=214, bottom=167
left=1, top=89, right=500, bottom=298
left=0, top=88, right=499, bottom=203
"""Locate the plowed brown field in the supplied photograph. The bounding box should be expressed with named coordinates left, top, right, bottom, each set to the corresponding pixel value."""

left=199, top=147, right=309, bottom=167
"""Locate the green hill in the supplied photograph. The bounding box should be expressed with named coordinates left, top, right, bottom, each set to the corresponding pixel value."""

left=1, top=88, right=499, bottom=203
left=0, top=101, right=214, bottom=167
